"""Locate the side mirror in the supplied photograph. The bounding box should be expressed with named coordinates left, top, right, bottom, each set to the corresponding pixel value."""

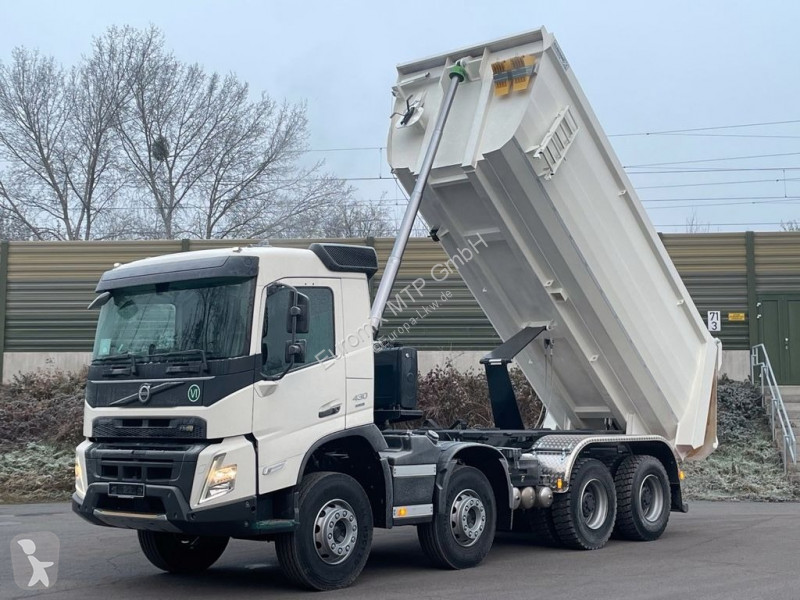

left=87, top=291, right=111, bottom=310
left=285, top=339, right=307, bottom=364
left=286, top=291, right=309, bottom=334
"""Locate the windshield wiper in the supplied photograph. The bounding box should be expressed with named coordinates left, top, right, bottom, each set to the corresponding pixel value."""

left=148, top=349, right=209, bottom=373
left=92, top=352, right=139, bottom=376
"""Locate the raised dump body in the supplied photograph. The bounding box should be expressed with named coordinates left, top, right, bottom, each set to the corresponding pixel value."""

left=387, top=28, right=719, bottom=459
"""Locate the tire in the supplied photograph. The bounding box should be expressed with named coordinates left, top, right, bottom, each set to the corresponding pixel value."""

left=510, top=510, right=532, bottom=533
left=275, top=472, right=373, bottom=591
left=137, top=531, right=228, bottom=573
left=417, top=466, right=496, bottom=569
left=528, top=507, right=562, bottom=547
left=613, top=455, right=671, bottom=541
left=551, top=458, right=616, bottom=550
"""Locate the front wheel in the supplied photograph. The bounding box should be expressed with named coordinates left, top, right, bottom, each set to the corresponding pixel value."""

left=137, top=531, right=228, bottom=573
left=417, top=465, right=496, bottom=569
left=275, top=472, right=373, bottom=591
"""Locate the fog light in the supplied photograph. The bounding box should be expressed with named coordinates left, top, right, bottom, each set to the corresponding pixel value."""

left=201, top=455, right=237, bottom=502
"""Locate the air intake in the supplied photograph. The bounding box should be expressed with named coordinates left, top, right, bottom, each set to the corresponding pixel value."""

left=309, top=244, right=379, bottom=279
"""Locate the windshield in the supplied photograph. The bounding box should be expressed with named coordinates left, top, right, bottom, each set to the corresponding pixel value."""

left=92, top=277, right=256, bottom=361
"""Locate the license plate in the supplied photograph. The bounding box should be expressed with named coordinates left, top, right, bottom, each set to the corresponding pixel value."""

left=108, top=483, right=145, bottom=498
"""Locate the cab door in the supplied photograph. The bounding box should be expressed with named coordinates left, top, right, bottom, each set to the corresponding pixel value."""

left=252, top=278, right=346, bottom=495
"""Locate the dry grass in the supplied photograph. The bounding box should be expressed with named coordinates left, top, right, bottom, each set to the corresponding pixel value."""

left=0, top=369, right=86, bottom=448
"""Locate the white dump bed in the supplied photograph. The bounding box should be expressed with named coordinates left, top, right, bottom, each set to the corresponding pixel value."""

left=387, top=28, right=719, bottom=459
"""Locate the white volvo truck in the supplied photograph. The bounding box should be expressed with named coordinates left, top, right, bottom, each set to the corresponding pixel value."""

left=73, top=28, right=720, bottom=591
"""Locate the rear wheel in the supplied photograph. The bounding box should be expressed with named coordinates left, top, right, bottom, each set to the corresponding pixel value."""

left=551, top=458, right=616, bottom=550
left=613, top=455, right=671, bottom=541
left=275, top=472, right=373, bottom=591
left=137, top=531, right=228, bottom=573
left=417, top=466, right=496, bottom=569
left=528, top=507, right=561, bottom=547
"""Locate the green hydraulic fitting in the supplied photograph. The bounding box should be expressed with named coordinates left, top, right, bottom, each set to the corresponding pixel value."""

left=449, top=64, right=468, bottom=81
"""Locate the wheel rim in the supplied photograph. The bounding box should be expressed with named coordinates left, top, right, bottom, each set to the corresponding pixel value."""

left=579, top=478, right=608, bottom=530
left=449, top=489, right=487, bottom=547
left=639, top=474, right=665, bottom=523
left=313, top=499, right=358, bottom=565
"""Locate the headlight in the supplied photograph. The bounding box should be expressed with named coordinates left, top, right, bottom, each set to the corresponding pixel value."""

left=200, top=454, right=237, bottom=502
left=75, top=455, right=86, bottom=499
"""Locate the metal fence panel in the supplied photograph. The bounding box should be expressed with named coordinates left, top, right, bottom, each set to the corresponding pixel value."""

left=661, top=233, right=748, bottom=350
left=755, top=232, right=800, bottom=293
left=0, top=232, right=795, bottom=353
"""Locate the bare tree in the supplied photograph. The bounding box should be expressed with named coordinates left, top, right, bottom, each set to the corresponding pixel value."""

left=684, top=211, right=711, bottom=233
left=309, top=195, right=394, bottom=238
left=66, top=27, right=133, bottom=239
left=0, top=49, right=72, bottom=239
left=111, top=28, right=349, bottom=239
left=0, top=40, right=128, bottom=240
left=0, top=199, right=30, bottom=239
left=0, top=25, right=368, bottom=241
left=781, top=220, right=800, bottom=231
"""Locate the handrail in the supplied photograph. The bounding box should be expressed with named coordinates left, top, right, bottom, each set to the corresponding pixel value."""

left=750, top=344, right=797, bottom=472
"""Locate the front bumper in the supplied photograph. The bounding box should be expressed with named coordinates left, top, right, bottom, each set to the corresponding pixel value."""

left=72, top=485, right=261, bottom=537
left=73, top=439, right=297, bottom=538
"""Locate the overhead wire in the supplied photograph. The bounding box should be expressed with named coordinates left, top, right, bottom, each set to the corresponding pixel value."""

left=646, top=198, right=800, bottom=210
left=624, top=152, right=800, bottom=169
left=608, top=119, right=800, bottom=137
left=654, top=221, right=787, bottom=228
left=636, top=177, right=798, bottom=190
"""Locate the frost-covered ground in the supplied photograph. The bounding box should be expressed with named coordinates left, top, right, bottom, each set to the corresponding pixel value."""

left=0, top=371, right=83, bottom=502
left=682, top=378, right=799, bottom=501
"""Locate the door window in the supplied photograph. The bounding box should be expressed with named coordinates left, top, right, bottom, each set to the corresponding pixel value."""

left=261, top=286, right=335, bottom=377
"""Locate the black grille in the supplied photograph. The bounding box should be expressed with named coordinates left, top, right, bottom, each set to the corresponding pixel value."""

left=99, top=457, right=175, bottom=482
left=86, top=442, right=205, bottom=504
left=92, top=417, right=207, bottom=440
left=309, top=243, right=378, bottom=278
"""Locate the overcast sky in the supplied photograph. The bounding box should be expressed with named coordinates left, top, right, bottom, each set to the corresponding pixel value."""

left=2, top=0, right=799, bottom=232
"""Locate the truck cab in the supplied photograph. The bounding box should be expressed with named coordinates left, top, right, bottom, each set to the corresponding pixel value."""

left=76, top=244, right=382, bottom=529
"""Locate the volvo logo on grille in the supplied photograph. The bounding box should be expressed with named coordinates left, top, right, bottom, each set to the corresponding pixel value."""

left=137, top=383, right=152, bottom=404
left=110, top=381, right=182, bottom=406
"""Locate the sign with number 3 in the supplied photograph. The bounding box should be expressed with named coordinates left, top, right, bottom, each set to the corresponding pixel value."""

left=707, top=311, right=721, bottom=333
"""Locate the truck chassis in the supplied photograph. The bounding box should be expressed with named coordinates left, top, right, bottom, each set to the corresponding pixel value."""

left=74, top=346, right=684, bottom=590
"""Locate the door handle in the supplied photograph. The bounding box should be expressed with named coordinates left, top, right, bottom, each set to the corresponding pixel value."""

left=318, top=404, right=341, bottom=419
left=786, top=337, right=790, bottom=350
